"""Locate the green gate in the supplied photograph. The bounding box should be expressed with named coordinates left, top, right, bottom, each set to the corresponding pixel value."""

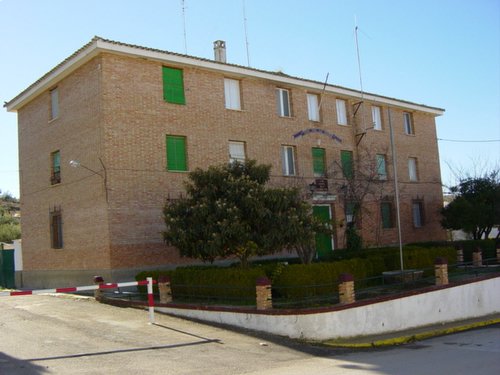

left=0, top=249, right=15, bottom=289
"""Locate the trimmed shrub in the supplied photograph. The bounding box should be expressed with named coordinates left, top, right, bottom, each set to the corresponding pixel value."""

left=135, top=245, right=459, bottom=306
left=137, top=267, right=265, bottom=305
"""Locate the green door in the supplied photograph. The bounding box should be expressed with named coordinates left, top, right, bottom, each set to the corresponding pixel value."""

left=313, top=205, right=333, bottom=259
left=0, top=249, right=15, bottom=288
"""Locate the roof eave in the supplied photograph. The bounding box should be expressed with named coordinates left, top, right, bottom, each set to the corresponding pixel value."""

left=5, top=37, right=445, bottom=116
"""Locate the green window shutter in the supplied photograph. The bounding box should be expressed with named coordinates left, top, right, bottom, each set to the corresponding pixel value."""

left=163, top=67, right=186, bottom=104
left=166, top=136, right=187, bottom=171
left=376, top=154, right=387, bottom=178
left=381, top=202, right=393, bottom=228
left=312, top=147, right=326, bottom=176
left=52, top=151, right=61, bottom=172
left=341, top=150, right=353, bottom=179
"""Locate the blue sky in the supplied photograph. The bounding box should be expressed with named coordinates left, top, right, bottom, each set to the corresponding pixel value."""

left=1, top=0, right=499, bottom=198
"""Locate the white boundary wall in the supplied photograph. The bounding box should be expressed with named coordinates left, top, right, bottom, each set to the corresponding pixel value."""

left=157, top=277, right=500, bottom=340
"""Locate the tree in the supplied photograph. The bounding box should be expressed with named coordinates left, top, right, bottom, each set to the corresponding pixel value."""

left=163, top=160, right=328, bottom=266
left=441, top=171, right=500, bottom=239
left=0, top=191, right=21, bottom=243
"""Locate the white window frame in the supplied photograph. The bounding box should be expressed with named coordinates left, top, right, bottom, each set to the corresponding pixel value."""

left=229, top=141, right=246, bottom=163
left=412, top=201, right=424, bottom=228
left=307, top=93, right=320, bottom=122
left=224, top=78, right=241, bottom=110
left=404, top=112, right=414, bottom=135
left=50, top=87, right=59, bottom=120
left=276, top=88, right=291, bottom=117
left=336, top=99, right=347, bottom=125
left=372, top=105, right=382, bottom=130
left=281, top=145, right=296, bottom=176
left=408, top=157, right=418, bottom=181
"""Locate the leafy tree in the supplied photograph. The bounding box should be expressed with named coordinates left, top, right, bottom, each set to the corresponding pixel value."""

left=163, top=161, right=328, bottom=266
left=441, top=171, right=500, bottom=239
left=0, top=191, right=21, bottom=243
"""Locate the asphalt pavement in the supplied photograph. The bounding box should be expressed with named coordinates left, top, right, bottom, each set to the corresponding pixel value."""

left=1, top=293, right=499, bottom=374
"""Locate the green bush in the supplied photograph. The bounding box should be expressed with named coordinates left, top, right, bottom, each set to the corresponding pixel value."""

left=173, top=267, right=265, bottom=304
left=136, top=267, right=265, bottom=305
left=406, top=239, right=496, bottom=262
left=135, top=245, right=460, bottom=306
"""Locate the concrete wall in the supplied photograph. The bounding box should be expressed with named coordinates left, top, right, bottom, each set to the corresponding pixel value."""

left=158, top=276, right=500, bottom=340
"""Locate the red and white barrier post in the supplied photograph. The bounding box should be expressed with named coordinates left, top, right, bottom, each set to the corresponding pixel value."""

left=0, top=278, right=157, bottom=324
left=147, top=277, right=155, bottom=324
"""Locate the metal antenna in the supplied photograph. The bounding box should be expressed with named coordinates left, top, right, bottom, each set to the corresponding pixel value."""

left=354, top=16, right=364, bottom=99
left=318, top=72, right=329, bottom=112
left=182, top=0, right=188, bottom=54
left=354, top=15, right=368, bottom=134
left=243, top=0, right=251, bottom=66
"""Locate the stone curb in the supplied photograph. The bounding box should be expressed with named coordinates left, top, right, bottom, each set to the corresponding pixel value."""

left=321, top=318, right=500, bottom=348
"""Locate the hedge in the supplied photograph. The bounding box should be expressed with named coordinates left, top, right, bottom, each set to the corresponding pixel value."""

left=136, top=267, right=265, bottom=305
left=136, top=245, right=459, bottom=305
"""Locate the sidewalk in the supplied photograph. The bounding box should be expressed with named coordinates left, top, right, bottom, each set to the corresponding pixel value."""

left=322, top=313, right=500, bottom=348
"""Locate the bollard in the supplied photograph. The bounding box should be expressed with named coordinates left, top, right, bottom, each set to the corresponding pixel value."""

left=93, top=275, right=104, bottom=301
left=472, top=247, right=482, bottom=267
left=455, top=245, right=464, bottom=265
left=158, top=275, right=172, bottom=304
left=338, top=273, right=355, bottom=304
left=147, top=277, right=155, bottom=324
left=255, top=277, right=272, bottom=310
left=434, top=257, right=449, bottom=286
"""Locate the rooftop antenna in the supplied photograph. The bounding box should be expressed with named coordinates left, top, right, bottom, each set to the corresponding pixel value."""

left=354, top=15, right=364, bottom=101
left=353, top=15, right=369, bottom=143
left=318, top=72, right=330, bottom=112
left=181, top=0, right=188, bottom=54
left=242, top=0, right=251, bottom=66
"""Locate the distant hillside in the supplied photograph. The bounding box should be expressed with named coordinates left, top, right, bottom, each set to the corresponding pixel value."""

left=0, top=191, right=20, bottom=215
left=0, top=191, right=21, bottom=242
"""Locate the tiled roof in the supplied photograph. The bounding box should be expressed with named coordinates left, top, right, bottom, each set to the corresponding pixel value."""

left=5, top=36, right=444, bottom=114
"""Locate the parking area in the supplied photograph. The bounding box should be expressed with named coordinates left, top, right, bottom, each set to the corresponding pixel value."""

left=1, top=294, right=499, bottom=374
left=0, top=294, right=329, bottom=374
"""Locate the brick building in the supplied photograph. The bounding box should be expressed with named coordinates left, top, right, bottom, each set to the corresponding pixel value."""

left=5, top=37, right=446, bottom=288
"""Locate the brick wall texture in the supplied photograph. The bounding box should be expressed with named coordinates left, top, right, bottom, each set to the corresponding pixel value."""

left=16, top=49, right=446, bottom=284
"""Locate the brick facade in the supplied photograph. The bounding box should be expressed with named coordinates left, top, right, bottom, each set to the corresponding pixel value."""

left=6, top=37, right=446, bottom=287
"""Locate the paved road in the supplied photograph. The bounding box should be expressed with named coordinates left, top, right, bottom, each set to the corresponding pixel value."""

left=0, top=294, right=499, bottom=374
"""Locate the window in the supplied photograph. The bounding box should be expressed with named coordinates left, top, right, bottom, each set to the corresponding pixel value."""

left=372, top=105, right=382, bottom=130
left=312, top=147, right=326, bottom=177
left=408, top=157, right=418, bottom=181
left=412, top=200, right=425, bottom=228
left=224, top=78, right=241, bottom=110
left=345, top=201, right=356, bottom=225
left=336, top=99, right=347, bottom=125
left=307, top=93, right=320, bottom=121
left=276, top=88, right=291, bottom=117
left=166, top=135, right=187, bottom=171
left=376, top=154, right=387, bottom=180
left=341, top=150, right=353, bottom=179
left=229, top=141, right=246, bottom=163
left=403, top=112, right=414, bottom=135
left=380, top=201, right=394, bottom=229
left=50, top=88, right=59, bottom=120
left=281, top=145, right=296, bottom=176
left=50, top=208, right=63, bottom=249
left=50, top=150, right=61, bottom=185
left=162, top=67, right=185, bottom=104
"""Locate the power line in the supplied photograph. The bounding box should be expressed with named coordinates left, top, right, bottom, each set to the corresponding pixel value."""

left=437, top=138, right=500, bottom=143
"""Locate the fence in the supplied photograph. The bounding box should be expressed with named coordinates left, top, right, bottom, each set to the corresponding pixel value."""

left=118, top=256, right=500, bottom=310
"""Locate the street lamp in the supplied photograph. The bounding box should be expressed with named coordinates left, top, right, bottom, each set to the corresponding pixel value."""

left=69, top=159, right=103, bottom=177
left=69, top=159, right=108, bottom=202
